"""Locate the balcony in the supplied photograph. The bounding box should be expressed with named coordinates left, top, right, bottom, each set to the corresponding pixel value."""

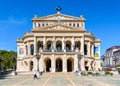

left=42, top=49, right=75, bottom=52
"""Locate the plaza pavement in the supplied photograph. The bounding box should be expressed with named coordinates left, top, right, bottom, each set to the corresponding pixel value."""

left=0, top=72, right=120, bottom=86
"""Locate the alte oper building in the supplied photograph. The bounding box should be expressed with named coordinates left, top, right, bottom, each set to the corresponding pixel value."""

left=16, top=9, right=101, bottom=73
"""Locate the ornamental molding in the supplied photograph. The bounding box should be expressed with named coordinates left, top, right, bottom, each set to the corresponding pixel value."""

left=47, top=25, right=70, bottom=30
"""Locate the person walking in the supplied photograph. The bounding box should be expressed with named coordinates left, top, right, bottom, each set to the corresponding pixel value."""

left=34, top=70, right=38, bottom=80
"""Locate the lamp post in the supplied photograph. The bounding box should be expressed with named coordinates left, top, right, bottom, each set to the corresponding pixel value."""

left=36, top=53, right=41, bottom=73
left=0, top=56, right=3, bottom=73
left=11, top=55, right=17, bottom=75
left=77, top=54, right=83, bottom=71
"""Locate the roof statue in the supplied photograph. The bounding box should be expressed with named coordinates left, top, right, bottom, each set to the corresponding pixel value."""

left=56, top=6, right=62, bottom=14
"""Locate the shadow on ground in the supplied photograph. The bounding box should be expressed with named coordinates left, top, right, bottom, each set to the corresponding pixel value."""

left=0, top=70, right=12, bottom=80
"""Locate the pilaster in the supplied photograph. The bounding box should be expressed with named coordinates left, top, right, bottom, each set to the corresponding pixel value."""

left=74, top=54, right=78, bottom=71
left=51, top=54, right=55, bottom=72
left=63, top=54, right=67, bottom=72
left=28, top=41, right=30, bottom=56
left=92, top=44, right=94, bottom=57
left=34, top=36, right=37, bottom=55
left=88, top=41, right=91, bottom=56
left=71, top=36, right=74, bottom=51
left=43, top=36, right=46, bottom=50
left=81, top=35, right=84, bottom=55
left=52, top=36, right=55, bottom=52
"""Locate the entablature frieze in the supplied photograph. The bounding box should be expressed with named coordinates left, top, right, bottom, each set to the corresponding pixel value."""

left=33, top=33, right=84, bottom=37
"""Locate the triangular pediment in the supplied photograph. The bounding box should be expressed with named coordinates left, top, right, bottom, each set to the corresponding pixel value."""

left=32, top=24, right=86, bottom=32
left=32, top=13, right=85, bottom=21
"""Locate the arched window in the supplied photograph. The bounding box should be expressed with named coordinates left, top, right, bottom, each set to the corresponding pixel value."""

left=26, top=45, right=28, bottom=55
left=56, top=41, right=62, bottom=51
left=74, top=41, right=80, bottom=50
left=77, top=23, right=79, bottom=27
left=42, top=23, right=45, bottom=27
left=37, top=41, right=43, bottom=51
left=47, top=41, right=52, bottom=51
left=30, top=44, right=34, bottom=55
left=73, top=23, right=75, bottom=27
left=66, top=41, right=71, bottom=51
left=46, top=23, right=48, bottom=26
left=38, top=23, right=41, bottom=27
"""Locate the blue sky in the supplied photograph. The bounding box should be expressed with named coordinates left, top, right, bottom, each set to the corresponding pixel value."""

left=0, top=0, right=120, bottom=55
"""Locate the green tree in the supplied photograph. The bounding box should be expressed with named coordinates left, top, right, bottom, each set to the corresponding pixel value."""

left=0, top=50, right=17, bottom=72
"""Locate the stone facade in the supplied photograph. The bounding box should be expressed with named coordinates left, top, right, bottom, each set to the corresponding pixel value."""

left=102, top=46, right=120, bottom=68
left=16, top=11, right=101, bottom=72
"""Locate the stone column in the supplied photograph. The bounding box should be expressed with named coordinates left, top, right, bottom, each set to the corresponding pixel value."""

left=62, top=37, right=66, bottom=52
left=34, top=36, right=37, bottom=55
left=71, top=36, right=74, bottom=51
left=28, top=41, right=30, bottom=56
left=98, top=46, right=100, bottom=57
left=92, top=45, right=94, bottom=57
left=80, top=56, right=85, bottom=71
left=81, top=35, right=84, bottom=55
left=43, top=36, right=46, bottom=51
left=63, top=54, right=67, bottom=72
left=39, top=54, right=43, bottom=72
left=52, top=37, right=55, bottom=52
left=51, top=54, right=55, bottom=72
left=36, top=22, right=38, bottom=28
left=74, top=54, right=78, bottom=71
left=33, top=22, right=35, bottom=28
left=88, top=41, right=91, bottom=56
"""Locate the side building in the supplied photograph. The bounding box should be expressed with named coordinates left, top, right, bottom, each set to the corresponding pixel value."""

left=102, top=46, right=120, bottom=69
left=16, top=9, right=101, bottom=72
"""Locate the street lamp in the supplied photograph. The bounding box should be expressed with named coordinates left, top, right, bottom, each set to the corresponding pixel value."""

left=0, top=56, right=3, bottom=73
left=36, top=52, right=41, bottom=72
left=11, top=55, right=17, bottom=75
left=77, top=53, right=83, bottom=71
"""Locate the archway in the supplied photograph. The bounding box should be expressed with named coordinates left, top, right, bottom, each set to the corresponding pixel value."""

left=37, top=41, right=43, bottom=51
left=56, top=41, right=62, bottom=51
left=85, top=60, right=89, bottom=71
left=67, top=59, right=73, bottom=72
left=66, top=41, right=71, bottom=51
left=75, top=41, right=81, bottom=50
left=56, top=59, right=62, bottom=72
left=30, top=61, right=33, bottom=71
left=46, top=41, right=52, bottom=51
left=44, top=58, right=51, bottom=72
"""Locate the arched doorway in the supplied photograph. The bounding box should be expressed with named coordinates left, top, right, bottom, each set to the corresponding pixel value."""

left=45, top=59, right=51, bottom=72
left=85, top=61, right=89, bottom=71
left=30, top=61, right=33, bottom=71
left=56, top=59, right=62, bottom=72
left=67, top=59, right=72, bottom=72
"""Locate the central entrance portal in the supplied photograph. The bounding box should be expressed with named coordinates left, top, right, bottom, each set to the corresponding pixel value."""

left=56, top=59, right=62, bottom=72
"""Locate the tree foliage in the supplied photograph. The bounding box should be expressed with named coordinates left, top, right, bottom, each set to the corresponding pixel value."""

left=0, top=50, right=17, bottom=71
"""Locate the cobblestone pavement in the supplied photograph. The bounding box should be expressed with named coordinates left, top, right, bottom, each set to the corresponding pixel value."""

left=0, top=73, right=120, bottom=86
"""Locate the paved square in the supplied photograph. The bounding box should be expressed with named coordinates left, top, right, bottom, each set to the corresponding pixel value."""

left=0, top=73, right=120, bottom=86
